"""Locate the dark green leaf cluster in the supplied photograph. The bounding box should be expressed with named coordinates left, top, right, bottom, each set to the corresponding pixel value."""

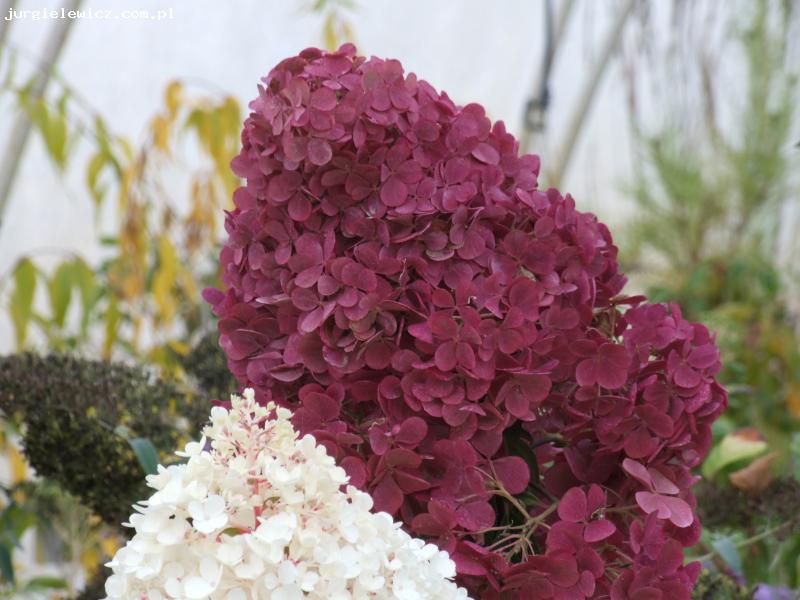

left=691, top=569, right=751, bottom=600
left=0, top=353, right=206, bottom=525
left=696, top=479, right=800, bottom=532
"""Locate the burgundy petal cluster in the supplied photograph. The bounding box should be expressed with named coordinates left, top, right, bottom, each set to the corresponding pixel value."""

left=206, top=45, right=727, bottom=598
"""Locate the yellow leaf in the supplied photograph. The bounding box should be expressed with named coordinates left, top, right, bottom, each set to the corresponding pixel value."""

left=103, top=297, right=121, bottom=360
left=323, top=13, right=337, bottom=50
left=151, top=114, right=171, bottom=153
left=8, top=445, right=27, bottom=483
left=168, top=339, right=190, bottom=356
left=121, top=273, right=142, bottom=299
left=117, top=136, right=135, bottom=162
left=132, top=315, right=142, bottom=351
left=86, top=151, right=108, bottom=206
left=165, top=80, right=183, bottom=115
left=81, top=547, right=99, bottom=573
left=787, top=383, right=800, bottom=418
left=729, top=451, right=779, bottom=495
left=152, top=235, right=178, bottom=325
left=342, top=20, right=356, bottom=44
left=100, top=535, right=120, bottom=558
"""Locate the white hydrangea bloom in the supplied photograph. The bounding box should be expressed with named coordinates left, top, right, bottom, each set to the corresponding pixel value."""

left=104, top=389, right=470, bottom=600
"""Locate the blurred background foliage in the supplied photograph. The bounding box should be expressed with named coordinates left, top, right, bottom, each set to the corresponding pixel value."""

left=0, top=0, right=798, bottom=598
left=624, top=0, right=800, bottom=595
left=0, top=3, right=345, bottom=595
left=1, top=73, right=240, bottom=375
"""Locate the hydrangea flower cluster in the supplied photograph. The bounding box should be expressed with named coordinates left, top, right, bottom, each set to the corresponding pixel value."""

left=206, top=45, right=727, bottom=598
left=104, top=388, right=468, bottom=599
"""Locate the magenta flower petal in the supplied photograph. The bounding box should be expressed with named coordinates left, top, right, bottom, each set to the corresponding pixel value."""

left=307, top=137, right=333, bottom=165
left=660, top=496, right=694, bottom=528
left=209, top=46, right=727, bottom=597
left=622, top=458, right=653, bottom=488
left=584, top=519, right=616, bottom=543
left=434, top=341, right=458, bottom=372
left=298, top=304, right=331, bottom=333
left=634, top=491, right=694, bottom=528
left=557, top=487, right=588, bottom=523
left=373, top=475, right=404, bottom=514
left=471, top=142, right=500, bottom=165
left=492, top=456, right=530, bottom=495
left=381, top=175, right=408, bottom=207
left=295, top=265, right=323, bottom=288
left=649, top=468, right=680, bottom=495
left=624, top=426, right=658, bottom=459
left=202, top=287, right=225, bottom=306
left=456, top=501, right=496, bottom=531
left=396, top=417, right=428, bottom=447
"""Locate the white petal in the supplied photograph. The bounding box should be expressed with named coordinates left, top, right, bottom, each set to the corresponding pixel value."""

left=205, top=494, right=226, bottom=516
left=183, top=575, right=214, bottom=599
left=226, top=589, right=247, bottom=600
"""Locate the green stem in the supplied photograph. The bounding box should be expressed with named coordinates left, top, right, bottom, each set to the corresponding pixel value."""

left=694, top=519, right=797, bottom=563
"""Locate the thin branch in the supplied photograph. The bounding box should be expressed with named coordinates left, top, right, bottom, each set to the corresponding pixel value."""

left=0, top=0, right=15, bottom=50
left=519, top=0, right=576, bottom=155
left=693, top=519, right=798, bottom=563
left=547, top=0, right=637, bottom=188
left=0, top=0, right=84, bottom=231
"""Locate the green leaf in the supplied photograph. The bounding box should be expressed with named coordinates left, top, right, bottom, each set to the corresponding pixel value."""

left=93, top=116, right=124, bottom=177
left=72, top=258, right=100, bottom=337
left=9, top=259, right=37, bottom=349
left=47, top=262, right=73, bottom=328
left=712, top=534, right=743, bottom=575
left=0, top=544, right=13, bottom=584
left=22, top=576, right=67, bottom=591
left=103, top=296, right=121, bottom=359
left=0, top=503, right=34, bottom=544
left=128, top=437, right=160, bottom=476
left=796, top=547, right=800, bottom=589
left=47, top=109, right=69, bottom=168
left=791, top=432, right=800, bottom=482
left=21, top=96, right=68, bottom=169
left=702, top=431, right=768, bottom=479
left=86, top=151, right=108, bottom=206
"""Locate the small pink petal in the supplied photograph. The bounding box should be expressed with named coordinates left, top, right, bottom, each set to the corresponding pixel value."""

left=471, top=142, right=500, bottom=165
left=372, top=476, right=403, bottom=515
left=649, top=468, right=680, bottom=495
left=434, top=341, right=458, bottom=372
left=584, top=519, right=616, bottom=543
left=381, top=176, right=408, bottom=207
left=492, top=456, right=530, bottom=495
left=307, top=137, right=333, bottom=165
left=557, top=487, right=588, bottom=523
left=661, top=495, right=694, bottom=528
left=295, top=265, right=323, bottom=288
left=298, top=306, right=327, bottom=333
left=622, top=458, right=653, bottom=488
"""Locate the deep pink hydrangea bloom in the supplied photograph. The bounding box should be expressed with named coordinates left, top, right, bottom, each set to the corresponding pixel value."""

left=206, top=44, right=726, bottom=598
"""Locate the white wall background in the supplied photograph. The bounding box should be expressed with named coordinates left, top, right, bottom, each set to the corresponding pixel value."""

left=0, top=0, right=776, bottom=352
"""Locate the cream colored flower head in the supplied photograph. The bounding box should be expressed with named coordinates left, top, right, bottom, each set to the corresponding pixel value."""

left=104, top=388, right=470, bottom=600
